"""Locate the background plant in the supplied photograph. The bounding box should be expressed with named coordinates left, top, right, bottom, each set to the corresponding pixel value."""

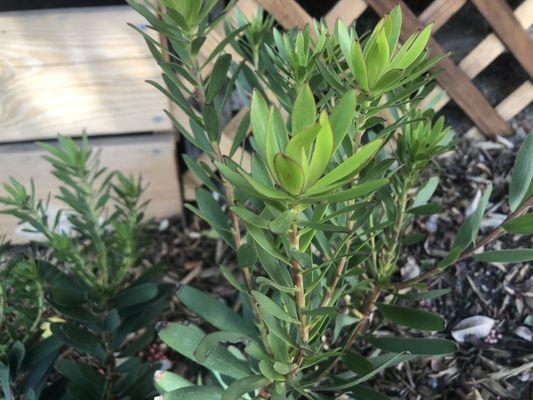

left=0, top=135, right=170, bottom=400
left=0, top=239, right=62, bottom=400
left=131, top=1, right=533, bottom=399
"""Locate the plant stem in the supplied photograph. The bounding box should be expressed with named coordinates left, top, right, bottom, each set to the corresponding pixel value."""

left=321, top=217, right=354, bottom=308
left=318, top=284, right=381, bottom=381
left=289, top=222, right=309, bottom=375
left=382, top=171, right=414, bottom=276
left=394, top=194, right=533, bottom=289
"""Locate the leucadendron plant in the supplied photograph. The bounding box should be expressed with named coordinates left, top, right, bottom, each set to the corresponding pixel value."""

left=131, top=1, right=533, bottom=398
left=0, top=136, right=170, bottom=400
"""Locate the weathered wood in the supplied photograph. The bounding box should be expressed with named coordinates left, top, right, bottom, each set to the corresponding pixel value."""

left=471, top=0, right=533, bottom=79
left=419, top=0, right=466, bottom=31
left=0, top=59, right=171, bottom=142
left=325, top=0, right=368, bottom=29
left=365, top=0, right=511, bottom=136
left=0, top=6, right=172, bottom=141
left=419, top=0, right=533, bottom=112
left=257, top=0, right=313, bottom=29
left=0, top=133, right=182, bottom=243
left=0, top=6, right=155, bottom=67
left=465, top=81, right=533, bottom=139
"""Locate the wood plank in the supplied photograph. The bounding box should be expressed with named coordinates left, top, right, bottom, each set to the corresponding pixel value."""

left=0, top=59, right=171, bottom=142
left=419, top=0, right=533, bottom=112
left=256, top=0, right=313, bottom=29
left=419, top=0, right=466, bottom=31
left=471, top=0, right=533, bottom=79
left=0, top=6, right=172, bottom=141
left=365, top=0, right=511, bottom=137
left=0, top=133, right=182, bottom=243
left=325, top=0, right=368, bottom=29
left=0, top=6, right=156, bottom=68
left=465, top=81, right=533, bottom=139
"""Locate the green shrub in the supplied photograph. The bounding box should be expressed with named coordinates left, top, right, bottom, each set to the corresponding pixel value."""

left=0, top=136, right=169, bottom=399
left=0, top=239, right=61, bottom=400
left=130, top=0, right=533, bottom=399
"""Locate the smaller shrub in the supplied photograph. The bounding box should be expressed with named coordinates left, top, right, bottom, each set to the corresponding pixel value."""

left=0, top=135, right=169, bottom=400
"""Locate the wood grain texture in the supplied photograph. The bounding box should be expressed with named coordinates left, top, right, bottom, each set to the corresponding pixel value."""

left=465, top=81, right=533, bottom=139
left=419, top=0, right=533, bottom=112
left=0, top=6, right=155, bottom=67
left=419, top=0, right=466, bottom=31
left=0, top=6, right=172, bottom=141
left=471, top=0, right=533, bottom=79
left=257, top=0, right=313, bottom=28
left=325, top=0, right=368, bottom=29
left=365, top=0, right=511, bottom=136
left=0, top=133, right=182, bottom=243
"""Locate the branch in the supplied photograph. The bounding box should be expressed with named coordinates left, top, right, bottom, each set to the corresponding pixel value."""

left=394, top=195, right=533, bottom=290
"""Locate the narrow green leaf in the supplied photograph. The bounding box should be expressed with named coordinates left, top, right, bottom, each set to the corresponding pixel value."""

left=366, top=28, right=390, bottom=88
left=351, top=41, right=368, bottom=91
left=377, top=303, right=445, bottom=331
left=256, top=277, right=296, bottom=294
left=342, top=350, right=374, bottom=376
left=452, top=183, right=492, bottom=251
left=231, top=206, right=270, bottom=229
left=177, top=285, right=257, bottom=337
left=164, top=386, right=223, bottom=400
left=246, top=223, right=289, bottom=265
left=159, top=322, right=250, bottom=379
left=203, top=104, right=220, bottom=142
left=273, top=154, right=305, bottom=195
left=113, top=283, right=159, bottom=309
left=194, top=331, right=251, bottom=363
left=412, top=177, right=439, bottom=207
left=407, top=204, right=442, bottom=216
left=401, top=289, right=450, bottom=301
left=154, top=371, right=193, bottom=395
left=309, top=179, right=388, bottom=203
left=472, top=249, right=533, bottom=263
left=350, top=386, right=390, bottom=400
left=222, top=375, right=271, bottom=400
left=270, top=210, right=296, bottom=234
left=330, top=90, right=356, bottom=151
left=285, top=123, right=320, bottom=165
left=307, top=111, right=334, bottom=185
left=509, top=131, right=533, bottom=211
left=252, top=291, right=299, bottom=324
left=250, top=90, right=269, bottom=159
left=292, top=84, right=316, bottom=134
left=503, top=214, right=533, bottom=235
left=368, top=337, right=458, bottom=355
left=229, top=111, right=250, bottom=158
left=313, top=138, right=384, bottom=189
left=206, top=54, right=232, bottom=103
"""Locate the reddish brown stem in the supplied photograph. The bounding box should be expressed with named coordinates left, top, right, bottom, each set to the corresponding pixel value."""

left=318, top=285, right=381, bottom=381
left=394, top=195, right=533, bottom=289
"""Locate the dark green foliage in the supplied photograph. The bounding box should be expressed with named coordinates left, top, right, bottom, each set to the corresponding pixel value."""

left=0, top=135, right=168, bottom=399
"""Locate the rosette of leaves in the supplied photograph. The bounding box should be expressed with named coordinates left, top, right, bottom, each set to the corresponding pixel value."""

left=131, top=0, right=532, bottom=398
left=0, top=136, right=169, bottom=400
